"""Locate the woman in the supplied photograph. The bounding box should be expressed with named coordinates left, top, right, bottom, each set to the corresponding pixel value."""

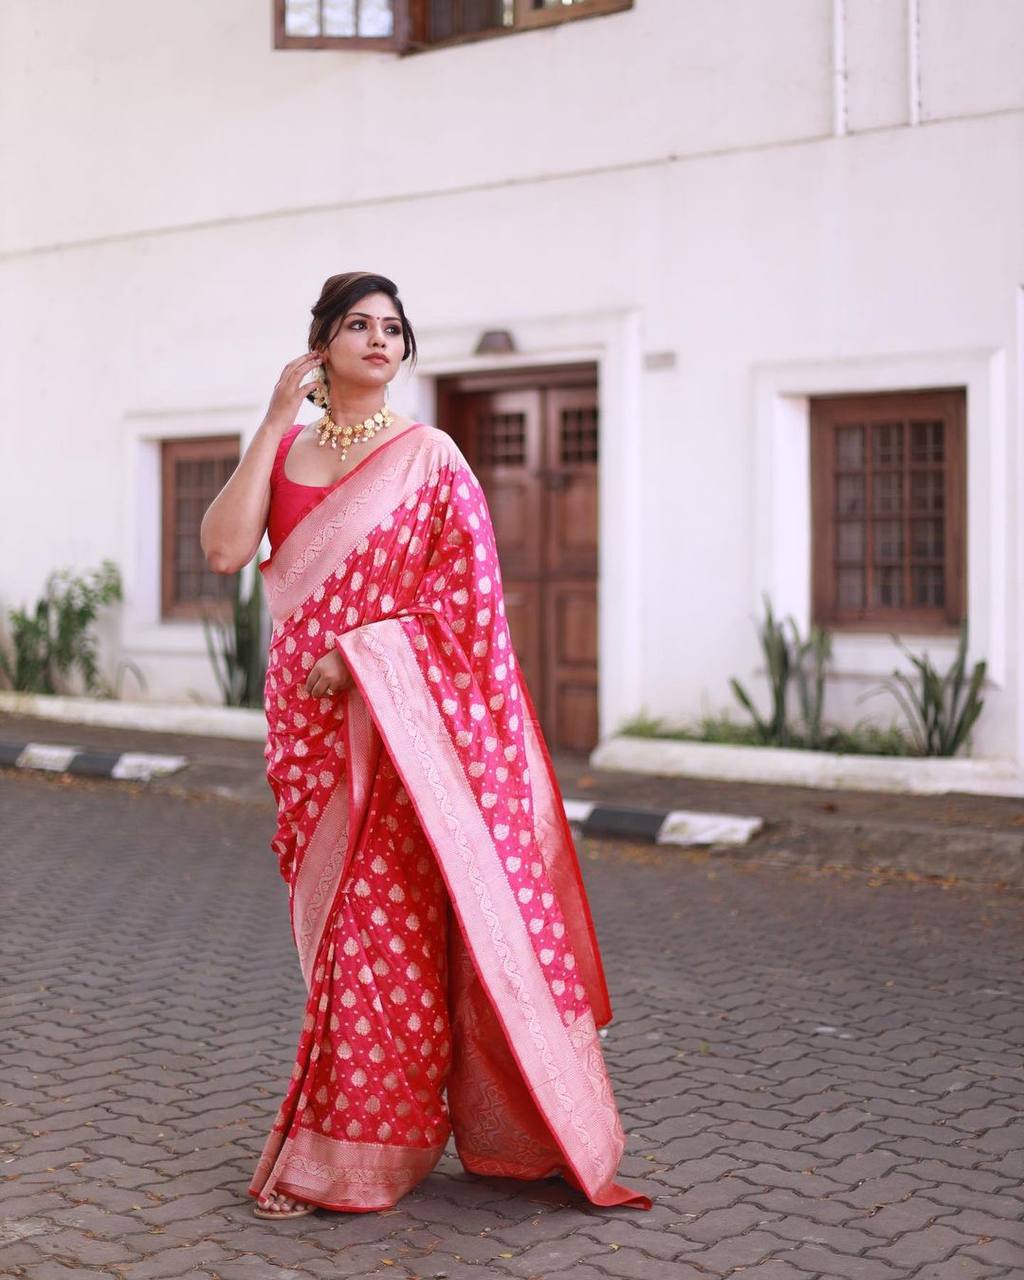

left=201, top=271, right=649, bottom=1219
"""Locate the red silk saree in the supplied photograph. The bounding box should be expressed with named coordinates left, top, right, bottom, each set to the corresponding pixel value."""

left=249, top=422, right=649, bottom=1213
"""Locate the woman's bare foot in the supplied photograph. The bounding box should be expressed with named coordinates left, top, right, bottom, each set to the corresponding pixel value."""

left=253, top=1189, right=316, bottom=1218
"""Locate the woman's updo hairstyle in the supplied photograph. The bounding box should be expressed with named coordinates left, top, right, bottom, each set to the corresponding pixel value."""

left=306, top=271, right=417, bottom=404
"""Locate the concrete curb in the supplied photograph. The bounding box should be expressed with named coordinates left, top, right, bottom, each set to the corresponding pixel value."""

left=5, top=735, right=1018, bottom=885
left=0, top=740, right=764, bottom=848
left=0, top=741, right=188, bottom=782
left=562, top=801, right=763, bottom=846
left=592, top=733, right=1024, bottom=798
left=9, top=692, right=1023, bottom=801
left=0, top=691, right=266, bottom=741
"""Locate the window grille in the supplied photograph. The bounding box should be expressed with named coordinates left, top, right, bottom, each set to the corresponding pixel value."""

left=161, top=437, right=240, bottom=621
left=810, top=390, right=966, bottom=631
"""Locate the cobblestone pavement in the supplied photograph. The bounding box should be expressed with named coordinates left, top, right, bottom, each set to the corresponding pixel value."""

left=2, top=771, right=1023, bottom=1280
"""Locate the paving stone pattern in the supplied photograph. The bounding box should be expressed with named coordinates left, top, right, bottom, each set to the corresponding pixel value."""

left=2, top=770, right=1023, bottom=1280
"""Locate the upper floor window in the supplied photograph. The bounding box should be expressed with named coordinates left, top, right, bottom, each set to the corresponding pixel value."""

left=274, top=0, right=633, bottom=53
left=810, top=389, right=966, bottom=633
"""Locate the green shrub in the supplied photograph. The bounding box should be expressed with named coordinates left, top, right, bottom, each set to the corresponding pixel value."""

left=618, top=592, right=986, bottom=759
left=0, top=560, right=122, bottom=695
left=618, top=710, right=914, bottom=757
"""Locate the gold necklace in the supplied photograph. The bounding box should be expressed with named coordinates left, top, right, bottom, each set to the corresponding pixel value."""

left=315, top=404, right=395, bottom=459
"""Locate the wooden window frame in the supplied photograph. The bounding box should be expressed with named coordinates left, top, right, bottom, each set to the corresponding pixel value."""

left=810, top=388, right=966, bottom=634
left=273, top=0, right=410, bottom=51
left=272, top=0, right=633, bottom=54
left=161, top=436, right=240, bottom=623
left=512, top=0, right=633, bottom=31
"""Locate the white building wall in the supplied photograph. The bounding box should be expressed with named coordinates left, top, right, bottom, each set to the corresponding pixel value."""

left=1, top=0, right=1021, bottom=763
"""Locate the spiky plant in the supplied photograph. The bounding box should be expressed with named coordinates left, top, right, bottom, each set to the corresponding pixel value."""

left=201, top=567, right=267, bottom=708
left=870, top=623, right=985, bottom=757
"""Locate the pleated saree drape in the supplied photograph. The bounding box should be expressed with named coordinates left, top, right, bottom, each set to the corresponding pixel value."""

left=249, top=423, right=649, bottom=1213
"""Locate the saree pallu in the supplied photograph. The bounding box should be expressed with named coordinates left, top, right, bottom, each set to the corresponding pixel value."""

left=249, top=423, right=649, bottom=1213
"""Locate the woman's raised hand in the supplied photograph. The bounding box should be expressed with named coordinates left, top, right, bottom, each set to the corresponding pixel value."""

left=305, top=650, right=353, bottom=700
left=265, top=352, right=324, bottom=434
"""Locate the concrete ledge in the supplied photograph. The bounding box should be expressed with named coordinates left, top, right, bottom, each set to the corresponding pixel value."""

left=0, top=692, right=266, bottom=742
left=2, top=741, right=188, bottom=782
left=591, top=735, right=1024, bottom=798
left=565, top=799, right=763, bottom=847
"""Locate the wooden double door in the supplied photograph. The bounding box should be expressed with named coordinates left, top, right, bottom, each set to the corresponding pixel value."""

left=438, top=366, right=600, bottom=754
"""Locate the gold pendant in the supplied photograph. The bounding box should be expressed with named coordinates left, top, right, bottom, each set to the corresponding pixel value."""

left=316, top=405, right=394, bottom=449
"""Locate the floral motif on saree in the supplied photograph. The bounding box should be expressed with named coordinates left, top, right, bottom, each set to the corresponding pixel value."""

left=249, top=423, right=650, bottom=1212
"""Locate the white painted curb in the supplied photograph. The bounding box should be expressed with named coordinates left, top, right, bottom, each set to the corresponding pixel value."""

left=111, top=752, right=190, bottom=781
left=0, top=692, right=267, bottom=742
left=658, top=810, right=764, bottom=846
left=10, top=742, right=188, bottom=781
left=562, top=799, right=596, bottom=824
left=17, top=743, right=79, bottom=772
left=591, top=735, right=1024, bottom=798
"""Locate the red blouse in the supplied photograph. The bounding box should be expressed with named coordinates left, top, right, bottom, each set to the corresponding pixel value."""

left=265, top=421, right=425, bottom=556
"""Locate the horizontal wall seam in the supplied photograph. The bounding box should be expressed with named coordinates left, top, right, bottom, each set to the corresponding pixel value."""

left=2, top=104, right=1022, bottom=263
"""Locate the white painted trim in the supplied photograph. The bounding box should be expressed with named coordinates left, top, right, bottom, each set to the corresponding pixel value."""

left=0, top=691, right=267, bottom=741
left=120, top=403, right=265, bottom=661
left=591, top=735, right=1024, bottom=799
left=752, top=346, right=1011, bottom=689
left=402, top=305, right=645, bottom=744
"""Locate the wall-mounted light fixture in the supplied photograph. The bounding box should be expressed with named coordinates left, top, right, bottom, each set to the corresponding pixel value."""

left=474, top=329, right=517, bottom=355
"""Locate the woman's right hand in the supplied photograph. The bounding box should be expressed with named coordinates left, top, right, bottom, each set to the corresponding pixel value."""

left=202, top=351, right=325, bottom=573
left=304, top=649, right=353, bottom=700
left=264, top=352, right=324, bottom=434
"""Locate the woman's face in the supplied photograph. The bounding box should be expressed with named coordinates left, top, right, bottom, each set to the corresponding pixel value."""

left=319, top=290, right=405, bottom=393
